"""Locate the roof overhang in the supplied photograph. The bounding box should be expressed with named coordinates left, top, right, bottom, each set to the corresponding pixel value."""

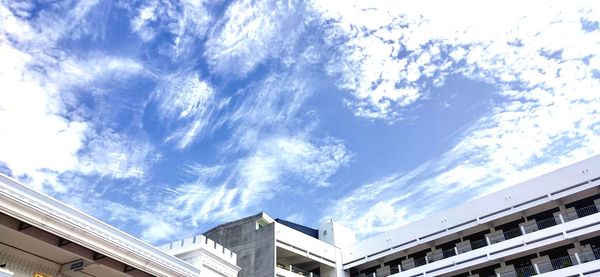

left=0, top=174, right=201, bottom=277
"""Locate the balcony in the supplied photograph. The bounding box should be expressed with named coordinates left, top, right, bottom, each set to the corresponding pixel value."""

left=384, top=201, right=600, bottom=276
left=496, top=247, right=600, bottom=276
left=277, top=263, right=321, bottom=277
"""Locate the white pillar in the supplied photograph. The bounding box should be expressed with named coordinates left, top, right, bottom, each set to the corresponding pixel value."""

left=574, top=252, right=582, bottom=264
left=558, top=214, right=565, bottom=224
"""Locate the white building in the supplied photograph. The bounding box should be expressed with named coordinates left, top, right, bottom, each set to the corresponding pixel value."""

left=0, top=174, right=240, bottom=277
left=1, top=154, right=600, bottom=277
left=201, top=154, right=600, bottom=277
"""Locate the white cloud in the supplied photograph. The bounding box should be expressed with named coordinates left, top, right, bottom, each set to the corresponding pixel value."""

left=0, top=20, right=87, bottom=191
left=204, top=0, right=304, bottom=76
left=77, top=129, right=160, bottom=179
left=139, top=213, right=179, bottom=242
left=130, top=1, right=159, bottom=41
left=130, top=0, right=213, bottom=57
left=171, top=135, right=351, bottom=224
left=318, top=0, right=600, bottom=238
left=154, top=72, right=220, bottom=149
left=314, top=0, right=600, bottom=119
left=322, top=167, right=423, bottom=237
left=0, top=2, right=154, bottom=192
left=119, top=135, right=353, bottom=242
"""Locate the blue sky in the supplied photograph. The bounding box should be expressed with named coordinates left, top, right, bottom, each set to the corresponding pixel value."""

left=0, top=0, right=599, bottom=244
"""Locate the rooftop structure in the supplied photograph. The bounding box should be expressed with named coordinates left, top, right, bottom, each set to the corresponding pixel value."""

left=199, top=154, right=600, bottom=277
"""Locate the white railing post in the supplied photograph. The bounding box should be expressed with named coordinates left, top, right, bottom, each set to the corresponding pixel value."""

left=309, top=273, right=313, bottom=277
left=574, top=253, right=582, bottom=264
left=486, top=236, right=491, bottom=246
left=558, top=214, right=565, bottom=224
left=520, top=225, right=526, bottom=235
left=454, top=247, right=459, bottom=256
left=424, top=256, right=429, bottom=264
left=533, top=264, right=540, bottom=275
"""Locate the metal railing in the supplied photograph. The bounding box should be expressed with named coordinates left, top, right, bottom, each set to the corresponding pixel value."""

left=390, top=204, right=600, bottom=272
left=277, top=263, right=320, bottom=277
left=498, top=265, right=536, bottom=277
left=565, top=204, right=599, bottom=222
left=537, top=255, right=575, bottom=273
left=578, top=247, right=600, bottom=263
left=498, top=249, right=600, bottom=277
left=471, top=238, right=489, bottom=250
left=488, top=228, right=522, bottom=244
left=515, top=265, right=537, bottom=277
left=414, top=256, right=427, bottom=267
left=520, top=217, right=557, bottom=232
left=427, top=248, right=456, bottom=262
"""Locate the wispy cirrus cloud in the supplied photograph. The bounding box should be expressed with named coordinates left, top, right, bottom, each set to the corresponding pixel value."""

left=204, top=0, right=307, bottom=77
left=90, top=134, right=352, bottom=242
left=130, top=0, right=214, bottom=61
left=153, top=72, right=223, bottom=149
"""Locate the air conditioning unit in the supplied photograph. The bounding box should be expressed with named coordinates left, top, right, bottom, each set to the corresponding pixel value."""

left=60, top=259, right=93, bottom=273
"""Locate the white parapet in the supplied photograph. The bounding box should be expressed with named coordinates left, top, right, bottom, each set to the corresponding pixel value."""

left=161, top=235, right=240, bottom=277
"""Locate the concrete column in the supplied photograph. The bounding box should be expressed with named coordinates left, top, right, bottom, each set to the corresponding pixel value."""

left=574, top=253, right=582, bottom=264
left=533, top=264, right=540, bottom=275
left=559, top=204, right=567, bottom=213
left=520, top=225, right=526, bottom=235
left=558, top=214, right=565, bottom=224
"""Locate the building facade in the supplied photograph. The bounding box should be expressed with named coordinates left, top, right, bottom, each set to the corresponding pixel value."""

left=201, top=154, right=600, bottom=277
left=1, top=154, right=600, bottom=277
left=0, top=174, right=240, bottom=277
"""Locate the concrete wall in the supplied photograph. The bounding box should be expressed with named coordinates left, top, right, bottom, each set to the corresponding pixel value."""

left=319, top=221, right=356, bottom=248
left=204, top=214, right=275, bottom=277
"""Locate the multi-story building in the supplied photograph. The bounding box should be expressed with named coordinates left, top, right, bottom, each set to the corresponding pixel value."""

left=201, top=154, right=600, bottom=277
left=2, top=154, right=600, bottom=277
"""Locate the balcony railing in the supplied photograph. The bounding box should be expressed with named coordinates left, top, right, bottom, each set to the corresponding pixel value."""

left=414, top=256, right=427, bottom=267
left=537, top=255, right=575, bottom=273
left=471, top=238, right=488, bottom=250
left=389, top=203, right=600, bottom=273
left=496, top=248, right=600, bottom=277
left=520, top=217, right=558, bottom=233
left=488, top=228, right=523, bottom=243
left=427, top=248, right=456, bottom=262
left=565, top=204, right=598, bottom=221
left=578, top=247, right=600, bottom=263
left=277, top=263, right=320, bottom=277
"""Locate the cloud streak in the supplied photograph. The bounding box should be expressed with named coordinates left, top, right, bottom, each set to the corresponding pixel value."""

left=319, top=0, right=600, bottom=237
